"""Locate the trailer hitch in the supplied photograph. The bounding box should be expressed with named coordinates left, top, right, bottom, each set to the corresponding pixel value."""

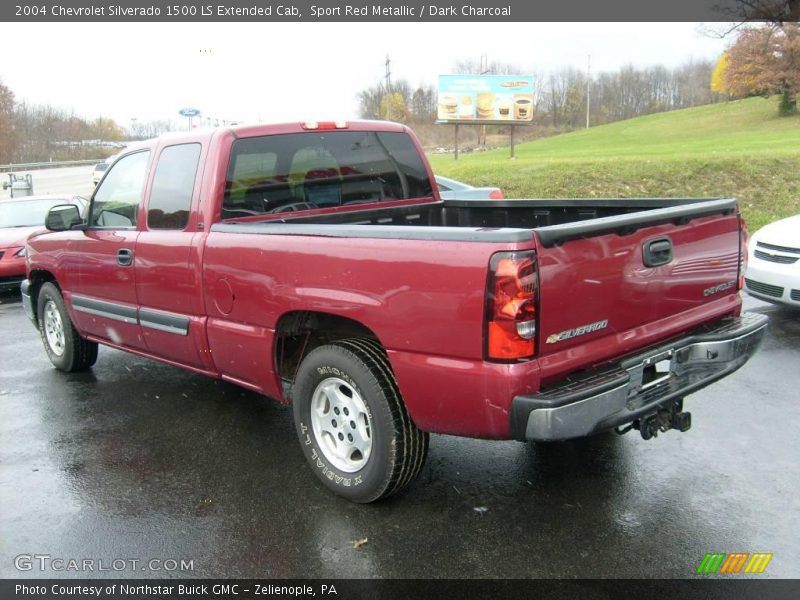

left=615, top=399, right=691, bottom=439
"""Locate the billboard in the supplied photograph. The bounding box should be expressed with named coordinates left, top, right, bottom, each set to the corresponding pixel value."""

left=437, top=75, right=535, bottom=124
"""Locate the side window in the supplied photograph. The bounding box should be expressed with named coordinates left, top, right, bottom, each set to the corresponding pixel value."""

left=90, top=151, right=150, bottom=228
left=223, top=151, right=279, bottom=218
left=147, top=143, right=201, bottom=230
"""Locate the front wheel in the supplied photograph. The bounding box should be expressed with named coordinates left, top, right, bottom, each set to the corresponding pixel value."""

left=292, top=338, right=428, bottom=503
left=36, top=282, right=98, bottom=372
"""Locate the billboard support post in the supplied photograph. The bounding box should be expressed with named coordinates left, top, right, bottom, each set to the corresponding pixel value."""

left=454, top=124, right=460, bottom=161
left=510, top=126, right=515, bottom=159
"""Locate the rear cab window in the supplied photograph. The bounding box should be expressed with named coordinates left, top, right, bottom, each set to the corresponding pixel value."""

left=222, top=131, right=433, bottom=218
left=147, top=143, right=202, bottom=230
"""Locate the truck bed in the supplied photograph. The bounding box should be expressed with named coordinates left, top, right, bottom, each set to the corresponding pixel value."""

left=213, top=197, right=736, bottom=244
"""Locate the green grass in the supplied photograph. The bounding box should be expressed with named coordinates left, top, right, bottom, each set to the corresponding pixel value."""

left=429, top=97, right=800, bottom=231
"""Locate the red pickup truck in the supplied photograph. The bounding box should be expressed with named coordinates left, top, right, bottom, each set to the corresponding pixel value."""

left=21, top=120, right=767, bottom=502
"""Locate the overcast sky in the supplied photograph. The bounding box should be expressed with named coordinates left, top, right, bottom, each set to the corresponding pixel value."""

left=0, top=22, right=729, bottom=127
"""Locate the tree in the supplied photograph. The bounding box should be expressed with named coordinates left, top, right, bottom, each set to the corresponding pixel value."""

left=711, top=53, right=732, bottom=95
left=357, top=79, right=435, bottom=124
left=0, top=78, right=16, bottom=164
left=129, top=119, right=178, bottom=140
left=379, top=92, right=409, bottom=123
left=92, top=117, right=125, bottom=141
left=357, top=84, right=384, bottom=120
left=724, top=23, right=800, bottom=114
left=409, top=85, right=436, bottom=121
left=721, top=0, right=800, bottom=27
left=452, top=58, right=522, bottom=76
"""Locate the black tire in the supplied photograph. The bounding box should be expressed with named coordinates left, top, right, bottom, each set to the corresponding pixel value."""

left=36, top=282, right=98, bottom=372
left=292, top=338, right=429, bottom=503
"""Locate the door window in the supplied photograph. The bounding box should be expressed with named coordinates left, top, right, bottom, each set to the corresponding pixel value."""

left=90, top=151, right=150, bottom=228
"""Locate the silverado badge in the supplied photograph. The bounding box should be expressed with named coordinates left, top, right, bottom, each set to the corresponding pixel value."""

left=546, top=319, right=609, bottom=344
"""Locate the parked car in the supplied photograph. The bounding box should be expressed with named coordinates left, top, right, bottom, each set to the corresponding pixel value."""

left=0, top=195, right=88, bottom=292
left=744, top=214, right=800, bottom=308
left=435, top=174, right=504, bottom=199
left=92, top=161, right=110, bottom=185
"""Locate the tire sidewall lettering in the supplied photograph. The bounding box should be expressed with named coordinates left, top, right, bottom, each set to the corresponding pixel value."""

left=302, top=422, right=360, bottom=487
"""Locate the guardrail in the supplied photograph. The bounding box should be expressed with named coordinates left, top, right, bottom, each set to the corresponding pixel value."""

left=0, top=159, right=101, bottom=172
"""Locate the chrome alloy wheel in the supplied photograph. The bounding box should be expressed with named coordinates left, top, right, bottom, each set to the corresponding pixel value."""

left=43, top=300, right=65, bottom=357
left=310, top=377, right=372, bottom=473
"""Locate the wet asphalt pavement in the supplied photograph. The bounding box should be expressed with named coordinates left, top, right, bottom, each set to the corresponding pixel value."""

left=1, top=292, right=798, bottom=579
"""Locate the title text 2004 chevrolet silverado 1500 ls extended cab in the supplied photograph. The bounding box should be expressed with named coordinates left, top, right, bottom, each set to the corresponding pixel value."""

left=21, top=120, right=767, bottom=502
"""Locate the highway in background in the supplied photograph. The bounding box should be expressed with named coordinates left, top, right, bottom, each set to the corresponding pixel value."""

left=1, top=165, right=96, bottom=199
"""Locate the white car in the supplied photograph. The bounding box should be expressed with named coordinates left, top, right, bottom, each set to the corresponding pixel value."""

left=92, top=162, right=109, bottom=185
left=744, top=214, right=800, bottom=308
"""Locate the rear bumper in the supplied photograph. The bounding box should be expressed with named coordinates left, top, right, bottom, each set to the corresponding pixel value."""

left=511, top=312, right=768, bottom=441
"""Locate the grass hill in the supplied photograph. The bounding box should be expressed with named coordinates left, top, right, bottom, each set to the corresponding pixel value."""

left=428, top=97, right=800, bottom=231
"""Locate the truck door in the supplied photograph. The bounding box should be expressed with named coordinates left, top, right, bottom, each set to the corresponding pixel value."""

left=69, top=150, right=150, bottom=351
left=134, top=142, right=212, bottom=371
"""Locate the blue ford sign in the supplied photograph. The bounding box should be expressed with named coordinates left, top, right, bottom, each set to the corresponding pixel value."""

left=179, top=108, right=201, bottom=117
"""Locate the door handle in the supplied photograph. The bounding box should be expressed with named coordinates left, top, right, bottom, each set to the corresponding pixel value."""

left=643, top=238, right=672, bottom=267
left=117, top=248, right=133, bottom=266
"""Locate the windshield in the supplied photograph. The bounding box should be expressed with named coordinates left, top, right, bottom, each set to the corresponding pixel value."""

left=0, top=199, right=77, bottom=228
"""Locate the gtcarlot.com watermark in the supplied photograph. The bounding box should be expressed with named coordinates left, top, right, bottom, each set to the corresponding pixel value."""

left=14, top=554, right=194, bottom=573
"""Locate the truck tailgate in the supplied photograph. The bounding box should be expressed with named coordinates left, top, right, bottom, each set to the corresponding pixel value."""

left=534, top=205, right=741, bottom=368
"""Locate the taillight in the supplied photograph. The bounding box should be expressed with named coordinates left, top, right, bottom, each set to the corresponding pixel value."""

left=486, top=251, right=538, bottom=361
left=489, top=189, right=504, bottom=200
left=738, top=215, right=749, bottom=290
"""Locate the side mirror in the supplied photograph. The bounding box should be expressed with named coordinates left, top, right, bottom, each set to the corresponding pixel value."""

left=45, top=204, right=83, bottom=231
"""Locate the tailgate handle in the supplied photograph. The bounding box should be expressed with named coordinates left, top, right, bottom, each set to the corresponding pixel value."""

left=643, top=238, right=672, bottom=267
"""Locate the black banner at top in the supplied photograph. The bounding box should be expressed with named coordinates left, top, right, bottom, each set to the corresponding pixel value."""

left=2, top=0, right=798, bottom=22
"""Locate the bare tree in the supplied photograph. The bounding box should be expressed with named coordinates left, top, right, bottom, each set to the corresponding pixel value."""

left=129, top=119, right=178, bottom=140
left=723, top=0, right=799, bottom=26
left=546, top=71, right=570, bottom=127
left=410, top=84, right=436, bottom=120
left=453, top=58, right=523, bottom=75
left=357, top=84, right=384, bottom=120
left=0, top=78, right=16, bottom=164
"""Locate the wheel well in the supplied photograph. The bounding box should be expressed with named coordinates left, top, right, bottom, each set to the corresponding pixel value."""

left=26, top=270, right=58, bottom=327
left=274, top=311, right=381, bottom=388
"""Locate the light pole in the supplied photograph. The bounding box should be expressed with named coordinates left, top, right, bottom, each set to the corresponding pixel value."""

left=586, top=55, right=591, bottom=129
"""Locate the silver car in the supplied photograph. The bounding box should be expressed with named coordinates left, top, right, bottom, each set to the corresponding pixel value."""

left=435, top=175, right=504, bottom=200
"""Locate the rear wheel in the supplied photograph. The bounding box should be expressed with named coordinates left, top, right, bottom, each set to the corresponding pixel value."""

left=292, top=338, right=428, bottom=503
left=37, top=282, right=98, bottom=372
